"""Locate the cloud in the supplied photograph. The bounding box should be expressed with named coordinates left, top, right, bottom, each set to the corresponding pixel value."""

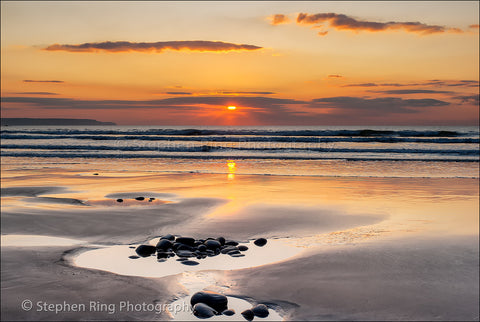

left=165, top=92, right=192, bottom=95
left=342, top=80, right=480, bottom=88
left=295, top=12, right=462, bottom=35
left=453, top=95, right=479, bottom=104
left=269, top=14, right=290, bottom=25
left=11, top=92, right=59, bottom=95
left=469, top=24, right=479, bottom=29
left=342, top=83, right=378, bottom=87
left=23, top=80, right=64, bottom=83
left=1, top=96, right=304, bottom=110
left=328, top=74, right=343, bottom=78
left=44, top=41, right=262, bottom=53
left=312, top=96, right=450, bottom=114
left=216, top=91, right=276, bottom=95
left=369, top=89, right=454, bottom=94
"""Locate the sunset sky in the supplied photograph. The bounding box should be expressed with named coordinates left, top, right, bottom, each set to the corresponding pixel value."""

left=1, top=1, right=479, bottom=125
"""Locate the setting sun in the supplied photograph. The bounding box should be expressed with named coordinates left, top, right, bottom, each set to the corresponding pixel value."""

left=227, top=106, right=237, bottom=110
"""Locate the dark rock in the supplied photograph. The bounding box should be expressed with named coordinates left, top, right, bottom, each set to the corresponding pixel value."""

left=221, top=246, right=238, bottom=254
left=157, top=251, right=169, bottom=259
left=238, top=245, right=249, bottom=251
left=227, top=250, right=241, bottom=256
left=205, top=240, right=222, bottom=250
left=222, top=309, right=235, bottom=316
left=191, top=291, right=228, bottom=313
left=160, top=234, right=175, bottom=241
left=231, top=253, right=245, bottom=257
left=206, top=250, right=216, bottom=256
left=181, top=260, right=200, bottom=266
left=149, top=197, right=155, bottom=201
left=156, top=239, right=173, bottom=251
left=176, top=250, right=195, bottom=258
left=129, top=246, right=136, bottom=249
left=252, top=304, right=269, bottom=318
left=254, top=238, right=267, bottom=247
left=176, top=258, right=188, bottom=261
left=135, top=245, right=156, bottom=257
left=128, top=255, right=140, bottom=259
left=176, top=237, right=196, bottom=246
left=241, top=309, right=255, bottom=321
left=135, top=196, right=145, bottom=201
left=194, top=240, right=203, bottom=246
left=192, top=303, right=216, bottom=318
left=225, top=240, right=239, bottom=246
left=93, top=173, right=99, bottom=175
left=157, top=258, right=167, bottom=263
left=198, top=244, right=207, bottom=252
left=175, top=244, right=195, bottom=251
left=116, top=198, right=123, bottom=203
left=216, top=237, right=226, bottom=246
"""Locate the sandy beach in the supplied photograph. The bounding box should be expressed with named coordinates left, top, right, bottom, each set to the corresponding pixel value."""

left=1, top=160, right=478, bottom=321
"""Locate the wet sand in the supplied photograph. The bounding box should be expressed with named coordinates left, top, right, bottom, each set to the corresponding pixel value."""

left=1, top=168, right=479, bottom=320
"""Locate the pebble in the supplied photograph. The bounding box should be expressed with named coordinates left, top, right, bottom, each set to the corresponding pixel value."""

left=238, top=245, right=249, bottom=251
left=222, top=309, right=235, bottom=316
left=230, top=253, right=245, bottom=257
left=93, top=173, right=99, bottom=175
left=221, top=246, right=238, bottom=254
left=191, top=291, right=228, bottom=313
left=135, top=245, right=156, bottom=257
left=176, top=237, right=196, bottom=246
left=225, top=240, right=239, bottom=246
left=157, top=252, right=169, bottom=259
left=160, top=234, right=175, bottom=241
left=128, top=255, right=140, bottom=259
left=216, top=236, right=226, bottom=246
left=241, top=309, right=255, bottom=321
left=205, top=240, right=222, bottom=250
left=116, top=199, right=123, bottom=203
left=252, top=304, right=269, bottom=318
left=176, top=250, right=195, bottom=258
left=181, top=260, right=200, bottom=266
left=197, top=244, right=207, bottom=252
left=192, top=303, right=217, bottom=318
left=254, top=238, right=267, bottom=247
left=156, top=239, right=173, bottom=251
left=135, top=197, right=145, bottom=201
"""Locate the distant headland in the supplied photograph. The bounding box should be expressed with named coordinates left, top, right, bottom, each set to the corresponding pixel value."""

left=1, top=118, right=116, bottom=126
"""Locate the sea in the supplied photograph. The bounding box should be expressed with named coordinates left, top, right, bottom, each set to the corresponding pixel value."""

left=1, top=125, right=479, bottom=178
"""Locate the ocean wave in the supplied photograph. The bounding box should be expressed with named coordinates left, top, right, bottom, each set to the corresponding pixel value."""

left=1, top=134, right=478, bottom=144
left=1, top=128, right=477, bottom=137
left=1, top=144, right=479, bottom=156
left=1, top=151, right=477, bottom=162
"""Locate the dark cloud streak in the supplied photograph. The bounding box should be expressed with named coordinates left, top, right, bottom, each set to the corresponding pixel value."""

left=44, top=41, right=262, bottom=53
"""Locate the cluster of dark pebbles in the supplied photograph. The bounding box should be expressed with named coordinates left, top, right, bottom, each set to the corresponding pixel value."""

left=116, top=196, right=155, bottom=203
left=191, top=290, right=269, bottom=320
left=130, top=234, right=267, bottom=265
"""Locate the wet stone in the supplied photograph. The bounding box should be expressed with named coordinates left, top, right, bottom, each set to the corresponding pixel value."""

left=156, top=239, right=174, bottom=251
left=176, top=250, right=195, bottom=258
left=252, top=304, right=269, bottom=318
left=241, top=309, right=255, bottom=321
left=191, top=291, right=228, bottom=313
left=160, top=234, right=175, bottom=241
left=216, top=237, right=226, bottom=246
left=157, top=252, right=169, bottom=259
left=128, top=255, right=140, bottom=259
left=135, top=245, right=156, bottom=257
left=230, top=253, right=245, bottom=258
left=192, top=303, right=216, bottom=318
left=197, top=244, right=207, bottom=252
left=221, top=246, right=238, bottom=254
left=176, top=258, right=188, bottom=261
left=225, top=240, right=239, bottom=246
left=227, top=250, right=241, bottom=256
left=238, top=245, right=249, bottom=251
left=181, top=260, right=200, bottom=266
left=135, top=197, right=145, bottom=201
left=254, top=238, right=267, bottom=247
left=222, top=309, right=235, bottom=316
left=176, top=237, right=196, bottom=246
left=205, top=240, right=222, bottom=250
left=116, top=199, right=123, bottom=203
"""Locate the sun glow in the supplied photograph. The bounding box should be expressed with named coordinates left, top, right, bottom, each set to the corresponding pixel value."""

left=227, top=106, right=237, bottom=110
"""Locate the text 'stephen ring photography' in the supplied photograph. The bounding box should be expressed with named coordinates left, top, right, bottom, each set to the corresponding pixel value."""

left=1, top=1, right=479, bottom=321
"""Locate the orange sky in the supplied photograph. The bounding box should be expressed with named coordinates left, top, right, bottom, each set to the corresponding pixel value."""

left=1, top=1, right=478, bottom=125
